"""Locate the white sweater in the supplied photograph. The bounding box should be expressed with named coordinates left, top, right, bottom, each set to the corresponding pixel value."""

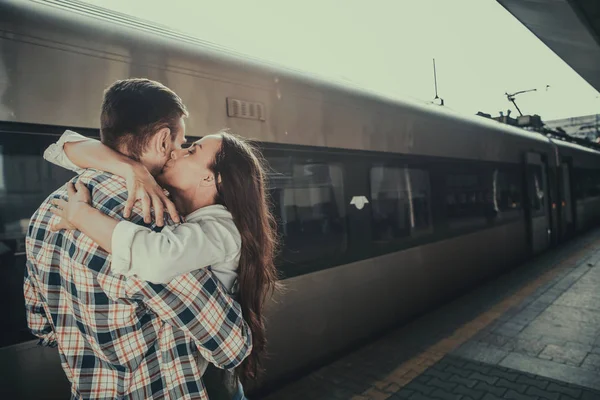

left=43, top=130, right=241, bottom=292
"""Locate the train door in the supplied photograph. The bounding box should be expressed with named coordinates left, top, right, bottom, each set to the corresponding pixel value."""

left=525, top=153, right=551, bottom=255
left=559, top=159, right=575, bottom=240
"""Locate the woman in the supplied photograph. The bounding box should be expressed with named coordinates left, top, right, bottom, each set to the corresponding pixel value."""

left=48, top=130, right=279, bottom=399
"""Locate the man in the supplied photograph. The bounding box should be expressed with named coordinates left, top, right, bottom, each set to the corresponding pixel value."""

left=24, top=79, right=251, bottom=399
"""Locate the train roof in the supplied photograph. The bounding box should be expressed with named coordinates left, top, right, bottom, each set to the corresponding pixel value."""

left=2, top=0, right=600, bottom=163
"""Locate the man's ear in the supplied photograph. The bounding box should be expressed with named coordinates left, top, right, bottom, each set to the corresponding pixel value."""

left=152, top=127, right=171, bottom=156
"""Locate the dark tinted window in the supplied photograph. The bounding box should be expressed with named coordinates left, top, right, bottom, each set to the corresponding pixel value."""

left=493, top=167, right=522, bottom=219
left=266, top=157, right=346, bottom=267
left=0, top=132, right=77, bottom=347
left=370, top=166, right=432, bottom=242
left=571, top=168, right=600, bottom=201
left=444, top=169, right=492, bottom=229
left=443, top=164, right=522, bottom=228
left=527, top=166, right=545, bottom=214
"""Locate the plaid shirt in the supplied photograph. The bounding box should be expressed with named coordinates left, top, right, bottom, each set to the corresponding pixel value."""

left=24, top=170, right=252, bottom=400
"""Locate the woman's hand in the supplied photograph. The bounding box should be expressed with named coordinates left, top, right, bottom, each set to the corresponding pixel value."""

left=50, top=181, right=92, bottom=231
left=123, top=164, right=180, bottom=226
left=49, top=180, right=119, bottom=252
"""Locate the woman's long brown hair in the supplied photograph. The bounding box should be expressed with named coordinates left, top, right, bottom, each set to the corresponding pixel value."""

left=209, top=131, right=279, bottom=384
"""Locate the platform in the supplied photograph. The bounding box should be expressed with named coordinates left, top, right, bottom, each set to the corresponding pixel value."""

left=259, top=229, right=600, bottom=400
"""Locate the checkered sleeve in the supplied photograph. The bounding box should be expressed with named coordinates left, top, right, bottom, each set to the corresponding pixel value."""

left=23, top=260, right=57, bottom=347
left=82, top=171, right=253, bottom=370
left=127, top=271, right=252, bottom=370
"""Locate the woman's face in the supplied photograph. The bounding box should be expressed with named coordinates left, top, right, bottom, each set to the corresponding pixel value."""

left=157, top=134, right=222, bottom=193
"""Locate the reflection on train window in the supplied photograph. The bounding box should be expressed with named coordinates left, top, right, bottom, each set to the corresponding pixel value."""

left=493, top=167, right=522, bottom=218
left=0, top=145, right=4, bottom=192
left=266, top=157, right=346, bottom=266
left=444, top=170, right=492, bottom=229
left=0, top=136, right=75, bottom=243
left=370, top=166, right=432, bottom=242
left=527, top=166, right=545, bottom=214
left=0, top=132, right=77, bottom=348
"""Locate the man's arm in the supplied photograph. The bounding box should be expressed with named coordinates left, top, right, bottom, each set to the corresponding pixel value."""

left=125, top=269, right=252, bottom=370
left=23, top=261, right=56, bottom=346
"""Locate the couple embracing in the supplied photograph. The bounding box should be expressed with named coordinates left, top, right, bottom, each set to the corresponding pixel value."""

left=25, top=78, right=279, bottom=399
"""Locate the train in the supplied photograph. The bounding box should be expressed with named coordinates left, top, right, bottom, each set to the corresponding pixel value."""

left=2, top=1, right=600, bottom=398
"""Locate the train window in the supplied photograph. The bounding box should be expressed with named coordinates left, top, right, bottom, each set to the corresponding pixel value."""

left=444, top=169, right=492, bottom=229
left=370, top=166, right=432, bottom=242
left=0, top=132, right=77, bottom=348
left=266, top=157, right=347, bottom=267
left=0, top=145, right=4, bottom=192
left=493, top=167, right=522, bottom=219
left=410, top=169, right=433, bottom=233
left=571, top=168, right=600, bottom=201
left=527, top=166, right=545, bottom=215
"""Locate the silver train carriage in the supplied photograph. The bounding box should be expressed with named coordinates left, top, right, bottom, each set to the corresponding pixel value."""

left=2, top=1, right=600, bottom=398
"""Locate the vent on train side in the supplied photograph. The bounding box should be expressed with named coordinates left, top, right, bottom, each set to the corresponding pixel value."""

left=226, top=98, right=266, bottom=121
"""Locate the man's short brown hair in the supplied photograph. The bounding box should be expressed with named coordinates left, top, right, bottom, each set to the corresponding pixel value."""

left=100, top=79, right=188, bottom=160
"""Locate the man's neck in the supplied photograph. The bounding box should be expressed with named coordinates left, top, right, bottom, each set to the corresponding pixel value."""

left=116, top=144, right=160, bottom=177
left=115, top=143, right=133, bottom=158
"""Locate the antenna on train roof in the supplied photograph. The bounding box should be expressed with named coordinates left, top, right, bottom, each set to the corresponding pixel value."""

left=432, top=58, right=444, bottom=106
left=504, top=88, right=537, bottom=116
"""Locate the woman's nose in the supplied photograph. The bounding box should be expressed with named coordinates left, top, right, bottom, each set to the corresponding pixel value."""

left=170, top=149, right=183, bottom=160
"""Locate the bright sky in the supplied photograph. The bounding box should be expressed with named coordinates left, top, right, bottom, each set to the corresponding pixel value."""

left=82, top=0, right=600, bottom=121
